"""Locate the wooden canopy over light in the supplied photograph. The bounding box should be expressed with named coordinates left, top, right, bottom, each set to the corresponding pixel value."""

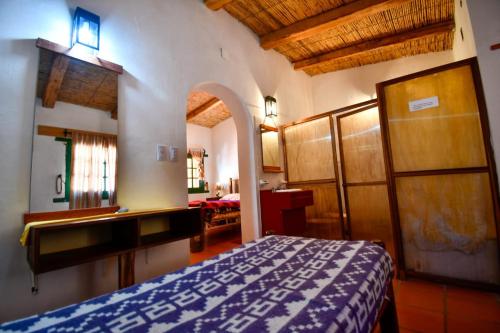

left=204, top=0, right=455, bottom=75
left=186, top=91, right=231, bottom=128
left=36, top=38, right=123, bottom=118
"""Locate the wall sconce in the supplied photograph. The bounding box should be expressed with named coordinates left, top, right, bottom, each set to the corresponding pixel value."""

left=265, top=96, right=277, bottom=117
left=72, top=7, right=100, bottom=50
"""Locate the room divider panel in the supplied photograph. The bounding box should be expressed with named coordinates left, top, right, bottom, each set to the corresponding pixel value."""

left=337, top=106, right=395, bottom=259
left=377, top=58, right=500, bottom=288
left=283, top=116, right=344, bottom=239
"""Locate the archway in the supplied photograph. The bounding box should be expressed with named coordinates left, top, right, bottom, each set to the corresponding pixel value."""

left=188, top=82, right=260, bottom=242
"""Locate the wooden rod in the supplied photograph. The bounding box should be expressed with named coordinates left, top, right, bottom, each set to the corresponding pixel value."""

left=42, top=55, right=70, bottom=108
left=204, top=0, right=233, bottom=11
left=187, top=98, right=222, bottom=121
left=294, top=20, right=455, bottom=71
left=260, top=0, right=413, bottom=50
left=37, top=125, right=117, bottom=139
left=36, top=38, right=123, bottom=74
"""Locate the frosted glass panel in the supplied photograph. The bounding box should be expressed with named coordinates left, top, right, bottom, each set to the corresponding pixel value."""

left=284, top=117, right=335, bottom=182
left=348, top=185, right=394, bottom=259
left=396, top=173, right=499, bottom=284
left=384, top=65, right=487, bottom=172
left=339, top=107, right=385, bottom=182
left=290, top=183, right=342, bottom=240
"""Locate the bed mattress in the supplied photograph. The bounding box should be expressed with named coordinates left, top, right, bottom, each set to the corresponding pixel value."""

left=1, top=236, right=392, bottom=333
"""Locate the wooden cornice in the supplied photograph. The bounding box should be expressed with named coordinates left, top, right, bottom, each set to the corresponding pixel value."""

left=36, top=38, right=123, bottom=74
left=294, top=20, right=455, bottom=71
left=187, top=98, right=222, bottom=120
left=38, top=125, right=117, bottom=138
left=42, top=55, right=69, bottom=108
left=260, top=0, right=412, bottom=50
left=204, top=0, right=233, bottom=11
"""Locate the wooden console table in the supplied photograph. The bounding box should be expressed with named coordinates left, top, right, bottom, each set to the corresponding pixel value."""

left=24, top=207, right=201, bottom=293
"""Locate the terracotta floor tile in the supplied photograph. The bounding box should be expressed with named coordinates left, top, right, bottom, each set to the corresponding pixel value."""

left=447, top=315, right=500, bottom=333
left=447, top=296, right=500, bottom=323
left=397, top=304, right=444, bottom=333
left=447, top=286, right=499, bottom=304
left=399, top=328, right=419, bottom=333
left=190, top=230, right=241, bottom=265
left=396, top=280, right=445, bottom=312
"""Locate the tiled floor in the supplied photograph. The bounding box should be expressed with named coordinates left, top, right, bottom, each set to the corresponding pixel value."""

left=190, top=234, right=500, bottom=333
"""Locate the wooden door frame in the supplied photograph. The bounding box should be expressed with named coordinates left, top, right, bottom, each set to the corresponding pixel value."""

left=376, top=57, right=500, bottom=291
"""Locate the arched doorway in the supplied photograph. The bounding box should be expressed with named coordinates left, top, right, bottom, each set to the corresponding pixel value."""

left=187, top=82, right=260, bottom=243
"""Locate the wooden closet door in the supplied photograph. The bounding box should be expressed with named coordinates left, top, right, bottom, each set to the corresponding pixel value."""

left=378, top=59, right=500, bottom=287
left=337, top=106, right=395, bottom=258
left=283, top=116, right=344, bottom=239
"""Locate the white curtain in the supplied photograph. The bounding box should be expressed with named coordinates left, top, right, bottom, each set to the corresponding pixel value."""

left=70, top=132, right=117, bottom=209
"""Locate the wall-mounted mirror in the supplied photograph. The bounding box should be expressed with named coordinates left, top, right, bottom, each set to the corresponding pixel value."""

left=260, top=124, right=283, bottom=173
left=29, top=39, right=122, bottom=213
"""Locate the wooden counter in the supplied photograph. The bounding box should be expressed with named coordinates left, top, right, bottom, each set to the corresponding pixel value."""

left=260, top=190, right=314, bottom=236
left=25, top=207, right=201, bottom=292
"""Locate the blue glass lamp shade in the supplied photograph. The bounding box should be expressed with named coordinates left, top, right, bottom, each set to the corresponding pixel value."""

left=72, top=7, right=100, bottom=50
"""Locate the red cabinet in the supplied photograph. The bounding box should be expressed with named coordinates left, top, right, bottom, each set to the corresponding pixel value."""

left=260, top=190, right=314, bottom=236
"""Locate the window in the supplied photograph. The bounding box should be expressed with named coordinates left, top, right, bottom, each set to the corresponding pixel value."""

left=70, top=132, right=117, bottom=208
left=187, top=149, right=208, bottom=194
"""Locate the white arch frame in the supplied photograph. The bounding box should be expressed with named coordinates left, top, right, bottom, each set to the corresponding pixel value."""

left=190, top=82, right=261, bottom=242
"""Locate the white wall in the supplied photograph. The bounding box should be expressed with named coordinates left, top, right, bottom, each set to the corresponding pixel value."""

left=467, top=0, right=500, bottom=185
left=30, top=100, right=118, bottom=212
left=0, top=0, right=313, bottom=321
left=186, top=123, right=213, bottom=200
left=212, top=117, right=239, bottom=193
left=452, top=0, right=477, bottom=61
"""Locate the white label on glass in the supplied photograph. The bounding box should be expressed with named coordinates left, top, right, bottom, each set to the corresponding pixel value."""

left=408, top=96, right=439, bottom=112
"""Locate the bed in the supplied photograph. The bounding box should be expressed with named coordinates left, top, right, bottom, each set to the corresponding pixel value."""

left=189, top=178, right=241, bottom=241
left=0, top=236, right=397, bottom=333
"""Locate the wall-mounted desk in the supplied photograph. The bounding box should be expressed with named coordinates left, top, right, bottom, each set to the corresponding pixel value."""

left=24, top=207, right=201, bottom=293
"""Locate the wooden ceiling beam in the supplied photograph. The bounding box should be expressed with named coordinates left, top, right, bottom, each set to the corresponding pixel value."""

left=260, top=0, right=412, bottom=50
left=42, top=55, right=70, bottom=108
left=204, top=0, right=233, bottom=11
left=36, top=38, right=123, bottom=74
left=293, top=20, right=455, bottom=71
left=187, top=98, right=222, bottom=120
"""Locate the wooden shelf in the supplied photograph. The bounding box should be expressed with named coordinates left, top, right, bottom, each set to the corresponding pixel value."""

left=26, top=207, right=202, bottom=289
left=36, top=243, right=131, bottom=274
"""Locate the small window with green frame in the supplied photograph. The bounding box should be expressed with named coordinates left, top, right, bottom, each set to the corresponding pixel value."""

left=187, top=149, right=208, bottom=193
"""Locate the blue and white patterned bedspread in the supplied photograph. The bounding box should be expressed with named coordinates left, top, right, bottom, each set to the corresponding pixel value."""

left=1, top=236, right=392, bottom=333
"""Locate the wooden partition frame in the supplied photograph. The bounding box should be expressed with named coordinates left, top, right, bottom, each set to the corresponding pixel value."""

left=377, top=57, right=500, bottom=291
left=281, top=99, right=379, bottom=240
left=336, top=104, right=399, bottom=265
left=282, top=115, right=345, bottom=238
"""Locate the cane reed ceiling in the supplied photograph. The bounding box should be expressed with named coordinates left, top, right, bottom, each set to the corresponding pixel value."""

left=186, top=91, right=232, bottom=128
left=205, top=0, right=455, bottom=75
left=36, top=39, right=122, bottom=118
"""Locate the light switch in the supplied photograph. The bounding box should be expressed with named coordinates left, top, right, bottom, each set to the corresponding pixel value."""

left=157, top=144, right=168, bottom=161
left=168, top=146, right=178, bottom=161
